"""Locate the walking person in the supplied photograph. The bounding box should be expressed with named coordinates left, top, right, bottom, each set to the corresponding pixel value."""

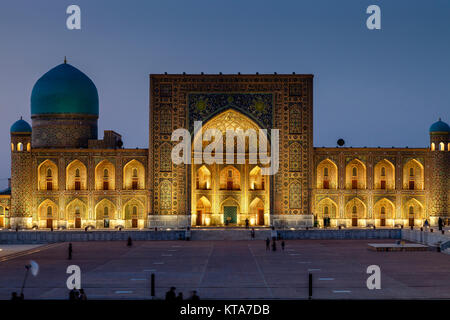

left=281, top=240, right=285, bottom=251
left=189, top=290, right=200, bottom=301
left=165, top=287, right=176, bottom=301
left=245, top=218, right=249, bottom=229
left=272, top=240, right=277, bottom=252
left=79, top=289, right=87, bottom=300
left=438, top=217, right=443, bottom=231
left=127, top=236, right=132, bottom=247
left=251, top=228, right=255, bottom=240
left=424, top=219, right=429, bottom=229
left=265, top=237, right=270, bottom=251
left=69, top=288, right=79, bottom=300
left=185, top=227, right=191, bottom=241
left=68, top=243, right=73, bottom=260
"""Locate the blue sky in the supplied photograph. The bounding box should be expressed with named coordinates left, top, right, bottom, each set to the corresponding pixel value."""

left=0, top=0, right=449, bottom=188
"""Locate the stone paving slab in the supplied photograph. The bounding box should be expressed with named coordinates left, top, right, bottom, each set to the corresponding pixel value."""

left=0, top=239, right=449, bottom=300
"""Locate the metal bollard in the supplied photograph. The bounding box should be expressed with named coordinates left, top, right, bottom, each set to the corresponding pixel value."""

left=151, top=273, right=155, bottom=298
left=308, top=273, right=313, bottom=300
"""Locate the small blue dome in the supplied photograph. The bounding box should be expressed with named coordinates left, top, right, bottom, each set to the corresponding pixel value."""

left=31, top=62, right=99, bottom=116
left=10, top=118, right=32, bottom=133
left=429, top=119, right=450, bottom=133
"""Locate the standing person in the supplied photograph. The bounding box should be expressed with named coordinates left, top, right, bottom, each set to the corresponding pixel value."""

left=272, top=240, right=277, bottom=252
left=69, top=288, right=79, bottom=300
left=185, top=227, right=191, bottom=241
left=79, top=289, right=87, bottom=300
left=127, top=237, right=132, bottom=247
left=251, top=228, right=255, bottom=240
left=424, top=219, right=429, bottom=228
left=271, top=226, right=277, bottom=241
left=265, top=238, right=270, bottom=251
left=68, top=243, right=73, bottom=260
left=245, top=218, right=249, bottom=229
left=189, top=290, right=200, bottom=301
left=281, top=240, right=285, bottom=251
left=438, top=217, right=443, bottom=231
left=176, top=292, right=183, bottom=301
left=165, top=287, right=176, bottom=301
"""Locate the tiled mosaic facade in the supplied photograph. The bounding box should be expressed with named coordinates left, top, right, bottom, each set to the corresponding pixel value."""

left=3, top=73, right=448, bottom=229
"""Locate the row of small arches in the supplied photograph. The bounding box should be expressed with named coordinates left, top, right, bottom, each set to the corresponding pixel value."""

left=38, top=159, right=145, bottom=191
left=316, top=158, right=424, bottom=190
left=430, top=142, right=449, bottom=151
left=11, top=142, right=30, bottom=152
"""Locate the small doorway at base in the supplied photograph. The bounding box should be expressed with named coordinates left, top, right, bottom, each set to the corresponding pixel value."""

left=132, top=218, right=138, bottom=228
left=196, top=210, right=202, bottom=226
left=409, top=218, right=414, bottom=227
left=47, top=219, right=53, bottom=228
left=352, top=218, right=358, bottom=227
left=75, top=217, right=81, bottom=228
left=257, top=208, right=264, bottom=226
left=104, top=219, right=110, bottom=228
left=223, top=206, right=237, bottom=225
left=380, top=218, right=386, bottom=227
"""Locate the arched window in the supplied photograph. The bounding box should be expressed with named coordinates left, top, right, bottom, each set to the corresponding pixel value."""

left=47, top=206, right=52, bottom=216
left=352, top=167, right=357, bottom=177
left=75, top=169, right=80, bottom=177
left=409, top=168, right=414, bottom=177
left=26, top=143, right=31, bottom=152
left=132, top=206, right=137, bottom=216
left=381, top=206, right=385, bottom=215
left=47, top=169, right=52, bottom=177
left=409, top=206, right=414, bottom=215
left=75, top=207, right=80, bottom=215
left=352, top=206, right=357, bottom=214
left=103, top=169, right=109, bottom=190
left=439, top=142, right=445, bottom=151
left=17, top=142, right=23, bottom=151
left=104, top=206, right=109, bottom=217
left=431, top=143, right=435, bottom=151
left=11, top=143, right=14, bottom=151
left=132, top=168, right=138, bottom=177
left=381, top=167, right=385, bottom=177
left=324, top=206, right=329, bottom=216
left=324, top=167, right=328, bottom=177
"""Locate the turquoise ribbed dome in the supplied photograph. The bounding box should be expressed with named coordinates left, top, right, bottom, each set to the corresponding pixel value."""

left=31, top=63, right=99, bottom=116
left=10, top=118, right=32, bottom=133
left=429, top=119, right=450, bottom=133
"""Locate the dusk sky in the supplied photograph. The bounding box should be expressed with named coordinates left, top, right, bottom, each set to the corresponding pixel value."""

left=0, top=0, right=449, bottom=188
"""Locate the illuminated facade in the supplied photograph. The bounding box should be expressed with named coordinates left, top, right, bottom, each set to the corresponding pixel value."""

left=2, top=62, right=449, bottom=229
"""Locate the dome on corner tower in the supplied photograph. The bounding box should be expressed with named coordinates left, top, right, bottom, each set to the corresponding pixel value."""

left=429, top=118, right=450, bottom=134
left=10, top=118, right=32, bottom=133
left=31, top=62, right=99, bottom=116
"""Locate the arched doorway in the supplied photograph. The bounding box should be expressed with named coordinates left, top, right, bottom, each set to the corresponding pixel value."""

left=221, top=197, right=240, bottom=226
left=123, top=199, right=145, bottom=228
left=191, top=108, right=270, bottom=227
left=345, top=198, right=366, bottom=228
left=249, top=197, right=265, bottom=226
left=195, top=196, right=212, bottom=226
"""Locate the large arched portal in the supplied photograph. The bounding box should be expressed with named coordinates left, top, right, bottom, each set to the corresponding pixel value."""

left=191, top=109, right=270, bottom=226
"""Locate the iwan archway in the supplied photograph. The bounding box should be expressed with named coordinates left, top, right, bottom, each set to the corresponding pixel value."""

left=190, top=109, right=270, bottom=226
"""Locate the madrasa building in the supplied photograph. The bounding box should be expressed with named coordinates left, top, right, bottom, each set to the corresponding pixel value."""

left=1, top=61, right=448, bottom=230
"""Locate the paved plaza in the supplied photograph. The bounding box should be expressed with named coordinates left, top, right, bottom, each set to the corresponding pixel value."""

left=0, top=239, right=449, bottom=300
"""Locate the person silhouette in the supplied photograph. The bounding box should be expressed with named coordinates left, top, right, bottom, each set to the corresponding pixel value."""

left=165, top=287, right=176, bottom=301
left=68, top=243, right=73, bottom=260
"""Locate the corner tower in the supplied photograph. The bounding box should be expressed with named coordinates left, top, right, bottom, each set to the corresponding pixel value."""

left=10, top=118, right=33, bottom=228
left=429, top=118, right=449, bottom=223
left=31, top=60, right=99, bottom=148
